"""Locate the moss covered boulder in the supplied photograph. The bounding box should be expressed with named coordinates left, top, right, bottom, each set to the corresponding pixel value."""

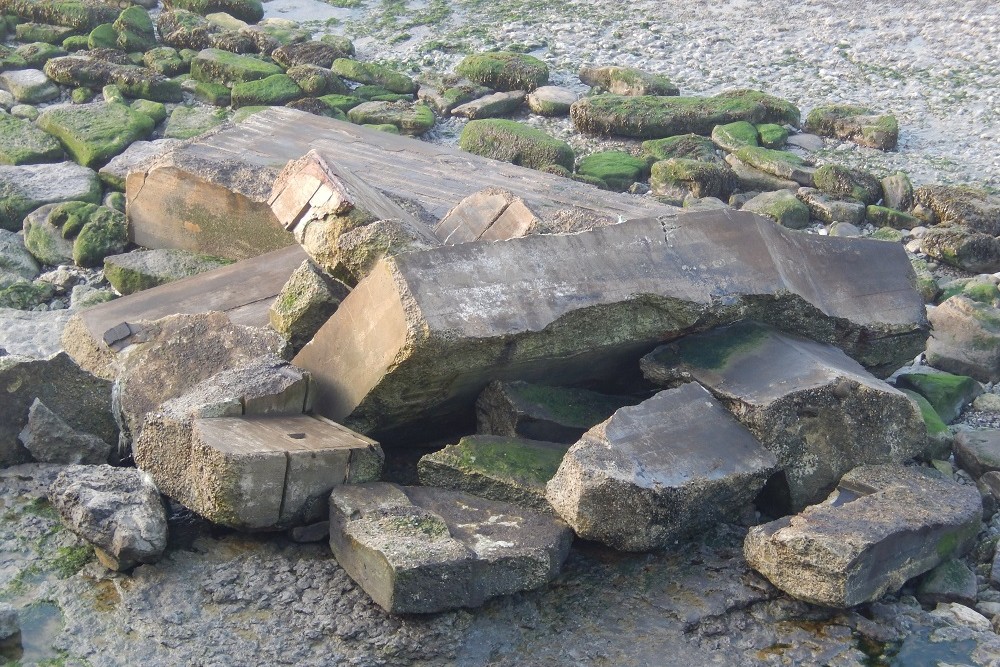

left=44, top=56, right=182, bottom=102
left=190, top=48, right=282, bottom=86
left=418, top=435, right=569, bottom=512
left=272, top=41, right=343, bottom=69
left=317, top=93, right=362, bottom=114
left=103, top=248, right=231, bottom=295
left=330, top=58, right=416, bottom=94
left=346, top=100, right=434, bottom=136
left=813, top=164, right=882, bottom=204
left=286, top=64, right=346, bottom=97
left=112, top=5, right=155, bottom=52
left=572, top=89, right=799, bottom=139
left=0, top=0, right=118, bottom=31
left=895, top=371, right=983, bottom=425
left=23, top=200, right=125, bottom=267
left=166, top=0, right=263, bottom=23
left=0, top=161, right=101, bottom=231
left=578, top=65, right=678, bottom=96
left=919, top=226, right=1000, bottom=274
left=866, top=205, right=919, bottom=230
left=459, top=118, right=574, bottom=171
left=757, top=123, right=789, bottom=149
left=575, top=151, right=649, bottom=192
left=162, top=104, right=228, bottom=139
left=0, top=113, right=64, bottom=165
left=804, top=105, right=898, bottom=151
left=0, top=279, right=54, bottom=309
left=231, top=73, right=303, bottom=108
left=15, top=21, right=76, bottom=44
left=733, top=146, right=814, bottom=186
left=455, top=51, right=548, bottom=92
left=899, top=389, right=949, bottom=445
left=742, top=189, right=810, bottom=229
left=642, top=133, right=719, bottom=163
left=913, top=185, right=1000, bottom=236
left=37, top=101, right=154, bottom=168
left=650, top=158, right=736, bottom=201
left=143, top=47, right=188, bottom=77
left=711, top=120, right=759, bottom=152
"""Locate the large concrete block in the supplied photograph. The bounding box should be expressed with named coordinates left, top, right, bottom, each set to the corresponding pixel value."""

left=641, top=322, right=929, bottom=510
left=545, top=383, right=777, bottom=551
left=328, top=483, right=572, bottom=614
left=744, top=465, right=982, bottom=608
left=294, top=210, right=928, bottom=441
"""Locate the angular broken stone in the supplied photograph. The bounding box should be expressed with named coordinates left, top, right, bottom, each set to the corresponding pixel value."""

left=433, top=188, right=540, bottom=245
left=269, top=259, right=349, bottom=351
left=894, top=371, right=982, bottom=424
left=294, top=211, right=928, bottom=441
left=48, top=464, right=168, bottom=571
left=19, top=398, right=112, bottom=465
left=953, top=430, right=1000, bottom=479
left=578, top=65, right=679, bottom=96
left=328, top=483, right=572, bottom=613
left=641, top=322, right=930, bottom=510
left=417, top=435, right=568, bottom=512
left=0, top=352, right=116, bottom=467
left=916, top=559, right=978, bottom=607
left=744, top=465, right=982, bottom=608
left=546, top=383, right=777, bottom=551
left=475, top=380, right=630, bottom=443
left=115, top=312, right=290, bottom=444
left=796, top=187, right=866, bottom=225
left=926, top=296, right=1000, bottom=383
left=919, top=226, right=1000, bottom=274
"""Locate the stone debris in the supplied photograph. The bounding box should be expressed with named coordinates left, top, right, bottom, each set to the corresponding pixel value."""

left=926, top=296, right=1000, bottom=383
left=417, top=434, right=568, bottom=512
left=475, top=380, right=630, bottom=443
left=48, top=464, right=168, bottom=571
left=19, top=398, right=112, bottom=465
left=916, top=559, right=978, bottom=607
left=642, top=322, right=930, bottom=510
left=744, top=465, right=982, bottom=608
left=295, top=210, right=927, bottom=440
left=328, top=482, right=572, bottom=613
left=269, top=258, right=349, bottom=352
left=434, top=188, right=540, bottom=245
left=953, top=430, right=1000, bottom=479
left=546, top=383, right=777, bottom=551
left=894, top=370, right=983, bottom=424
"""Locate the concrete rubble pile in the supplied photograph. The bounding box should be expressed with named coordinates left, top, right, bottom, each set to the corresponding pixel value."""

left=2, top=114, right=996, bottom=626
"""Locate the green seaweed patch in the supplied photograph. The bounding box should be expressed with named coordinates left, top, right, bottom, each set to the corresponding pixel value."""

left=50, top=544, right=94, bottom=578
left=643, top=133, right=719, bottom=162
left=510, top=383, right=626, bottom=429
left=441, top=435, right=567, bottom=486
left=899, top=388, right=948, bottom=436
left=654, top=320, right=770, bottom=371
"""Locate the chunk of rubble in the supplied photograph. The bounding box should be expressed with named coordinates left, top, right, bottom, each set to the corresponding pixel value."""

left=641, top=322, right=929, bottom=509
left=475, top=380, right=630, bottom=443
left=18, top=398, right=112, bottom=465
left=48, top=464, right=167, bottom=571
left=913, top=185, right=1000, bottom=236
left=926, top=296, right=1000, bottom=383
left=803, top=105, right=898, bottom=151
left=328, top=483, right=572, bottom=613
left=417, top=435, right=568, bottom=512
left=546, top=383, right=777, bottom=551
left=953, top=430, right=1000, bottom=479
left=744, top=465, right=982, bottom=608
left=894, top=371, right=982, bottom=424
left=294, top=211, right=927, bottom=440
left=578, top=65, right=679, bottom=96
left=269, top=258, right=349, bottom=351
left=114, top=312, right=290, bottom=444
left=0, top=352, right=116, bottom=467
left=134, top=357, right=383, bottom=530
left=433, top=188, right=540, bottom=245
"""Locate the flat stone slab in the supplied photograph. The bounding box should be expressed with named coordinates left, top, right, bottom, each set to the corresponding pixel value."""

left=417, top=435, right=568, bottom=512
left=293, top=210, right=927, bottom=441
left=0, top=161, right=101, bottom=231
left=0, top=307, right=72, bottom=358
left=328, top=482, right=572, bottom=613
left=641, top=322, right=929, bottom=510
left=126, top=107, right=678, bottom=258
left=546, top=383, right=777, bottom=551
left=744, top=465, right=982, bottom=608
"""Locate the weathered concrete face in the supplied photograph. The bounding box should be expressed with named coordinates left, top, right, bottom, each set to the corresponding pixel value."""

left=433, top=188, right=540, bottom=245
left=328, top=483, right=572, bottom=614
left=641, top=322, right=930, bottom=510
left=545, top=383, right=777, bottom=551
left=294, top=210, right=927, bottom=441
left=744, top=465, right=982, bottom=608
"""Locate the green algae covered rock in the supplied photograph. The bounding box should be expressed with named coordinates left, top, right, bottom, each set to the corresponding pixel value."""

left=642, top=133, right=719, bottom=163
left=268, top=258, right=346, bottom=351
left=455, top=51, right=548, bottom=92
left=190, top=48, right=282, bottom=86
left=650, top=158, right=736, bottom=201
left=166, top=0, right=264, bottom=23
left=23, top=200, right=125, bottom=267
left=895, top=371, right=982, bottom=424
left=113, top=5, right=156, bottom=52
left=866, top=205, right=919, bottom=230
left=572, top=89, right=799, bottom=139
left=330, top=58, right=417, bottom=94
left=0, top=0, right=118, bottom=31
left=711, top=120, right=759, bottom=152
left=14, top=21, right=75, bottom=44
left=37, top=101, right=155, bottom=168
left=0, top=161, right=100, bottom=231
left=15, top=41, right=66, bottom=68
left=0, top=280, right=54, bottom=309
left=813, top=164, right=882, bottom=204
left=459, top=118, right=574, bottom=171
left=346, top=100, right=434, bottom=136
left=804, top=104, right=898, bottom=151
left=0, top=112, right=64, bottom=165
left=418, top=435, right=569, bottom=513
left=741, top=189, right=810, bottom=230
left=757, top=123, right=789, bottom=149
left=317, top=93, right=362, bottom=114
left=578, top=65, right=678, bottom=96
left=286, top=63, right=347, bottom=96
left=143, top=47, right=188, bottom=76
left=44, top=56, right=183, bottom=102
left=733, top=146, right=814, bottom=186
left=230, top=73, right=303, bottom=108
left=130, top=98, right=167, bottom=124
left=86, top=22, right=116, bottom=49
left=575, top=151, right=649, bottom=192
left=162, top=104, right=228, bottom=139
left=104, top=247, right=231, bottom=295
left=913, top=185, right=1000, bottom=236
left=193, top=80, right=230, bottom=106
left=919, top=226, right=1000, bottom=274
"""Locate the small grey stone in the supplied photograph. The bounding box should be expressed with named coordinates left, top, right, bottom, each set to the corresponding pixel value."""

left=0, top=69, right=60, bottom=104
left=0, top=602, right=18, bottom=641
left=19, top=398, right=113, bottom=464
left=0, top=229, right=40, bottom=288
left=829, top=221, right=861, bottom=237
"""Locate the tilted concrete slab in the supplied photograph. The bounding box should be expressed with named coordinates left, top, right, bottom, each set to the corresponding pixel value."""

left=641, top=322, right=930, bottom=510
left=294, top=210, right=928, bottom=441
left=126, top=107, right=679, bottom=259
left=434, top=188, right=540, bottom=245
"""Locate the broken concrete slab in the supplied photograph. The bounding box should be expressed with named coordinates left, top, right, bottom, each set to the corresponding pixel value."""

left=641, top=322, right=929, bottom=510
left=18, top=398, right=112, bottom=465
left=48, top=464, right=167, bottom=571
left=926, top=296, right=1000, bottom=384
left=126, top=107, right=678, bottom=257
left=475, top=380, right=631, bottom=444
left=61, top=244, right=306, bottom=380
left=0, top=351, right=116, bottom=467
left=293, top=210, right=928, bottom=441
left=744, top=465, right=982, bottom=608
left=433, top=188, right=540, bottom=246
left=113, top=311, right=290, bottom=444
left=417, top=435, right=568, bottom=512
left=546, top=383, right=776, bottom=551
left=328, top=482, right=572, bottom=613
